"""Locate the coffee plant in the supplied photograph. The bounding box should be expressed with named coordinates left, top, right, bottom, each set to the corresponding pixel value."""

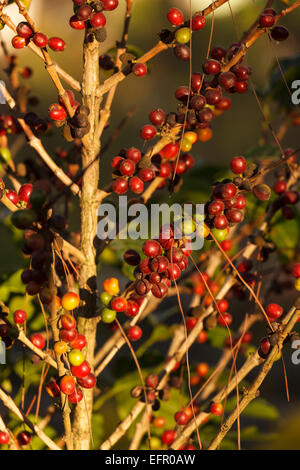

left=0, top=0, right=299, bottom=451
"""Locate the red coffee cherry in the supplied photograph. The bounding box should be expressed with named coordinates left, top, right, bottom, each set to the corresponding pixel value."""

left=210, top=402, right=223, bottom=416
left=16, top=22, right=33, bottom=39
left=161, top=429, right=176, bottom=445
left=112, top=177, right=128, bottom=195
left=48, top=37, right=66, bottom=52
left=149, top=108, right=165, bottom=127
left=12, top=35, right=27, bottom=49
left=68, top=387, right=83, bottom=404
left=125, top=300, right=140, bottom=317
left=71, top=360, right=91, bottom=378
left=48, top=104, right=67, bottom=121
left=33, top=32, right=48, bottom=48
left=14, top=309, right=27, bottom=324
left=132, top=63, right=147, bottom=77
left=110, top=296, right=127, bottom=312
left=129, top=176, right=144, bottom=194
left=77, top=373, right=96, bottom=389
left=90, top=12, right=107, bottom=28
left=69, top=15, right=86, bottom=30
left=126, top=147, right=141, bottom=163
left=18, top=183, right=33, bottom=203
left=292, top=264, right=300, bottom=279
left=259, top=337, right=271, bottom=356
left=271, top=25, right=289, bottom=42
left=230, top=156, right=246, bottom=174
left=61, top=313, right=77, bottom=331
left=140, top=125, right=157, bottom=140
left=175, top=410, right=189, bottom=425
left=70, top=334, right=86, bottom=350
left=217, top=299, right=228, bottom=313
left=273, top=180, right=287, bottom=195
left=0, top=431, right=10, bottom=445
left=127, top=325, right=142, bottom=341
left=143, top=240, right=162, bottom=257
left=102, top=0, right=119, bottom=10
left=30, top=332, right=45, bottom=350
left=59, top=375, right=76, bottom=395
left=17, top=431, right=32, bottom=446
left=191, top=14, right=206, bottom=31
left=266, top=303, right=283, bottom=320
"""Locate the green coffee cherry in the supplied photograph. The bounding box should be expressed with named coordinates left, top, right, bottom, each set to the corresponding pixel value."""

left=175, top=27, right=191, bottom=44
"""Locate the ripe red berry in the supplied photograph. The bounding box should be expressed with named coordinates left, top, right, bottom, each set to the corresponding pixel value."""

left=77, top=5, right=93, bottom=20
left=71, top=360, right=91, bottom=378
left=18, top=183, right=33, bottom=203
left=203, top=59, right=221, bottom=75
left=186, top=317, right=198, bottom=330
left=77, top=373, right=96, bottom=389
left=17, top=431, right=32, bottom=446
left=59, top=328, right=77, bottom=342
left=139, top=168, right=155, bottom=182
left=0, top=431, right=10, bottom=445
left=143, top=240, right=162, bottom=257
left=70, top=334, right=86, bottom=350
left=61, top=313, right=77, bottom=331
left=119, top=159, right=135, bottom=176
left=16, top=22, right=33, bottom=39
left=259, top=13, right=275, bottom=28
left=210, top=403, right=223, bottom=416
left=140, top=124, right=156, bottom=141
left=266, top=303, right=283, bottom=320
left=208, top=199, right=225, bottom=216
left=112, top=177, right=128, bottom=194
left=231, top=156, right=246, bottom=174
left=149, top=108, right=165, bottom=127
left=48, top=103, right=67, bottom=121
left=167, top=8, right=184, bottom=26
left=218, top=71, right=236, bottom=90
left=217, top=299, right=228, bottom=313
left=102, top=0, right=119, bottom=10
left=6, top=190, right=19, bottom=205
left=68, top=387, right=83, bottom=404
left=127, top=325, right=142, bottom=341
left=273, top=180, right=287, bottom=195
left=146, top=374, right=159, bottom=388
left=30, top=332, right=45, bottom=349
left=123, top=249, right=141, bottom=266
left=218, top=312, right=232, bottom=326
left=191, top=14, right=206, bottom=31
left=162, top=429, right=176, bottom=445
left=129, top=176, right=144, bottom=194
left=220, top=239, right=232, bottom=252
left=271, top=25, right=289, bottom=42
left=60, top=375, right=76, bottom=395
left=12, top=35, right=27, bottom=49
left=259, top=337, right=271, bottom=356
left=90, top=12, right=107, bottom=28
left=161, top=142, right=179, bottom=161
left=126, top=147, right=141, bottom=163
left=14, top=309, right=27, bottom=324
left=175, top=410, right=189, bottom=425
left=48, top=37, right=66, bottom=52
left=132, top=63, right=147, bottom=77
left=292, top=264, right=300, bottom=279
left=125, top=300, right=140, bottom=317
left=110, top=296, right=127, bottom=312
left=33, top=32, right=48, bottom=48
left=214, top=214, right=228, bottom=230
left=234, top=195, right=246, bottom=210
left=234, top=81, right=248, bottom=94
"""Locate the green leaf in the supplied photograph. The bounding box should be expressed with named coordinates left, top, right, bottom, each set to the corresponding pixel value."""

left=207, top=326, right=230, bottom=348
left=269, top=210, right=300, bottom=261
